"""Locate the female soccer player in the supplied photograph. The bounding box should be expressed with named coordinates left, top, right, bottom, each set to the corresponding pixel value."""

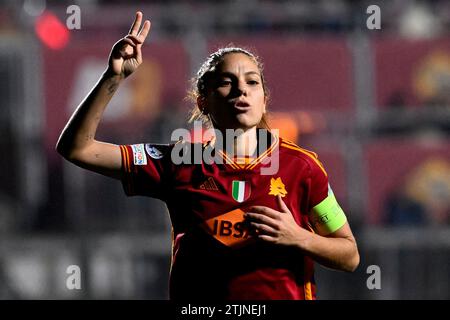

left=57, top=12, right=359, bottom=300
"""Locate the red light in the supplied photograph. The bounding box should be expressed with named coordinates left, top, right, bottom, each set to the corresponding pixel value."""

left=35, top=11, right=69, bottom=50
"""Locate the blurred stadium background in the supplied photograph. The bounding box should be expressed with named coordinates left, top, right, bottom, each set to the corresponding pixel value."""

left=0, top=0, right=449, bottom=299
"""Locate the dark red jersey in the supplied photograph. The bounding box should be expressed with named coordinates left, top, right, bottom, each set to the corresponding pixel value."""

left=120, top=132, right=329, bottom=300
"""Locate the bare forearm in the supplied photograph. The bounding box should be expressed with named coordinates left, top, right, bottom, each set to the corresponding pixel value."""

left=298, top=232, right=359, bottom=272
left=246, top=198, right=360, bottom=272
left=56, top=71, right=123, bottom=158
left=54, top=12, right=150, bottom=179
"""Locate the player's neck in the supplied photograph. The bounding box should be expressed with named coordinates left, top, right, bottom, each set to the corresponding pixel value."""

left=212, top=126, right=258, bottom=158
left=230, top=127, right=258, bottom=158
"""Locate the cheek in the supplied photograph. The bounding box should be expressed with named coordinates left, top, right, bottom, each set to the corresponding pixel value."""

left=214, top=86, right=232, bottom=98
left=208, top=89, right=230, bottom=106
left=256, top=93, right=267, bottom=113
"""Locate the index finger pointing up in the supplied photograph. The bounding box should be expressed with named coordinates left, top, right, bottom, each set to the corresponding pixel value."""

left=276, top=195, right=290, bottom=213
left=129, top=11, right=143, bottom=36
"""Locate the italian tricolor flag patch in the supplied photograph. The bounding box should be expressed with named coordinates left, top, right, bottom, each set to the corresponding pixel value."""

left=232, top=180, right=251, bottom=203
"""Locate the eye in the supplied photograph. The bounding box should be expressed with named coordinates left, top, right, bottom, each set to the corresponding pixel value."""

left=219, top=79, right=232, bottom=86
left=247, top=80, right=259, bottom=85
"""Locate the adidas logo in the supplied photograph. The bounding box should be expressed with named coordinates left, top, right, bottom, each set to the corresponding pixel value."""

left=198, top=177, right=219, bottom=191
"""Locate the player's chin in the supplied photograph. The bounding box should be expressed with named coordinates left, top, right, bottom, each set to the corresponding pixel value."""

left=233, top=114, right=261, bottom=130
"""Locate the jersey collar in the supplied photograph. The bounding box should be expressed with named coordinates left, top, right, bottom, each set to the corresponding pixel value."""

left=209, top=129, right=279, bottom=170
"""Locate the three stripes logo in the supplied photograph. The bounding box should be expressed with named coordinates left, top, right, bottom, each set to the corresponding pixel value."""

left=232, top=180, right=251, bottom=203
left=198, top=177, right=219, bottom=191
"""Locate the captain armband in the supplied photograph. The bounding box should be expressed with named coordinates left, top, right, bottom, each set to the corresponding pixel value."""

left=310, top=189, right=347, bottom=235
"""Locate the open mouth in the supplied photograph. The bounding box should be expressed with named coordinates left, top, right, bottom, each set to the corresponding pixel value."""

left=236, top=101, right=249, bottom=107
left=233, top=101, right=250, bottom=110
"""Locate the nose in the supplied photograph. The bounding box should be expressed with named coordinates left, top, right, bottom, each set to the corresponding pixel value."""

left=236, top=79, right=247, bottom=96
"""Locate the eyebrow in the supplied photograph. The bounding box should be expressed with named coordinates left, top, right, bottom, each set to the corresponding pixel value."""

left=218, top=71, right=261, bottom=77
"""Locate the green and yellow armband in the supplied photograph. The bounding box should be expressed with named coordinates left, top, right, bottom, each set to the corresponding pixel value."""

left=310, top=185, right=347, bottom=235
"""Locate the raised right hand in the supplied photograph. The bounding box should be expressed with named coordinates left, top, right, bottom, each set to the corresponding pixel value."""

left=107, top=12, right=151, bottom=78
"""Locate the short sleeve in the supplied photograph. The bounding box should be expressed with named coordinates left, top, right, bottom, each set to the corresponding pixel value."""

left=307, top=155, right=347, bottom=235
left=307, top=156, right=329, bottom=211
left=120, top=143, right=173, bottom=200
